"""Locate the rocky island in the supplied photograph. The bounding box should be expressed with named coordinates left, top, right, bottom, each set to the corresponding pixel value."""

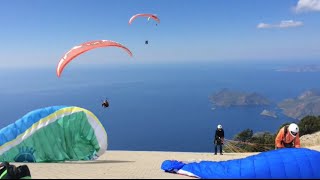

left=278, top=90, right=320, bottom=120
left=209, top=88, right=270, bottom=108
left=260, top=109, right=277, bottom=118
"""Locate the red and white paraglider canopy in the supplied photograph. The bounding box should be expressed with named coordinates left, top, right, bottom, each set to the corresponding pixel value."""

left=56, top=40, right=133, bottom=77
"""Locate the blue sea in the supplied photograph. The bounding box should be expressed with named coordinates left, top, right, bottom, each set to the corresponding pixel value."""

left=1, top=61, right=320, bottom=152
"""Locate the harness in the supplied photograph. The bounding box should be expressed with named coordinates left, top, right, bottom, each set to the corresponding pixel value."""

left=0, top=162, right=31, bottom=179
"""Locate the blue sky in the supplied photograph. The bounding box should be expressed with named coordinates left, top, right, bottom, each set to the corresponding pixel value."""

left=0, top=0, right=320, bottom=68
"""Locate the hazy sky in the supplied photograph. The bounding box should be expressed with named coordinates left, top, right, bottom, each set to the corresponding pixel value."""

left=1, top=0, right=320, bottom=68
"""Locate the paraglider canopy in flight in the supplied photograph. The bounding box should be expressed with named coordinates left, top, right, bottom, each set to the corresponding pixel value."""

left=56, top=40, right=133, bottom=77
left=129, top=14, right=160, bottom=25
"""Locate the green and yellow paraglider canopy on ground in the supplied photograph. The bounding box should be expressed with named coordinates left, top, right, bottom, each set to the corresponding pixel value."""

left=0, top=106, right=107, bottom=163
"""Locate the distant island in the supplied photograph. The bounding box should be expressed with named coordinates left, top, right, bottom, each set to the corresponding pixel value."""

left=278, top=90, right=320, bottom=120
left=209, top=88, right=270, bottom=108
left=209, top=89, right=320, bottom=121
left=276, top=65, right=320, bottom=72
left=260, top=109, right=277, bottom=118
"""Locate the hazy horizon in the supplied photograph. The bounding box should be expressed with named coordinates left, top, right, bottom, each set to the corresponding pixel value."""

left=1, top=0, right=320, bottom=69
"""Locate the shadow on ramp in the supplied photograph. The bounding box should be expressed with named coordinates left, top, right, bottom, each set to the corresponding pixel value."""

left=59, top=160, right=135, bottom=164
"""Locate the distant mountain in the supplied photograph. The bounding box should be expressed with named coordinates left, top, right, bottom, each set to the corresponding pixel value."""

left=278, top=90, right=320, bottom=120
left=298, top=90, right=320, bottom=100
left=209, top=88, right=270, bottom=108
left=276, top=65, right=320, bottom=72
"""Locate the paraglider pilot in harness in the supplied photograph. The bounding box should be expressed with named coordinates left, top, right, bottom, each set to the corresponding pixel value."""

left=145, top=40, right=148, bottom=45
left=214, top=124, right=224, bottom=155
left=275, top=123, right=301, bottom=149
left=102, top=99, right=109, bottom=108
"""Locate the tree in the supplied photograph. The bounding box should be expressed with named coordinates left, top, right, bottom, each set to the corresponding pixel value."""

left=250, top=132, right=275, bottom=151
left=234, top=129, right=253, bottom=142
left=232, top=129, right=254, bottom=152
left=298, top=115, right=320, bottom=136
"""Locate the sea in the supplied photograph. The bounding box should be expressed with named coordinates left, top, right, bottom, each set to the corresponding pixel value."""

left=1, top=61, right=320, bottom=152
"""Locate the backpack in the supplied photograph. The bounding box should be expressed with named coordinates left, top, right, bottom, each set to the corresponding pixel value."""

left=0, top=162, right=31, bottom=179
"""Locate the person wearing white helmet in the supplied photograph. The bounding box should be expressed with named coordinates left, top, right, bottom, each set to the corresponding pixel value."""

left=275, top=123, right=301, bottom=149
left=214, top=124, right=224, bottom=155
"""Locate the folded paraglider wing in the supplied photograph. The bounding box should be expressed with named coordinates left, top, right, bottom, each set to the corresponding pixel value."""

left=161, top=148, right=320, bottom=179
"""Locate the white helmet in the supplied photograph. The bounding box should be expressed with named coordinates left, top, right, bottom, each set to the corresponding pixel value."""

left=288, top=123, right=299, bottom=137
left=217, top=124, right=222, bottom=129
